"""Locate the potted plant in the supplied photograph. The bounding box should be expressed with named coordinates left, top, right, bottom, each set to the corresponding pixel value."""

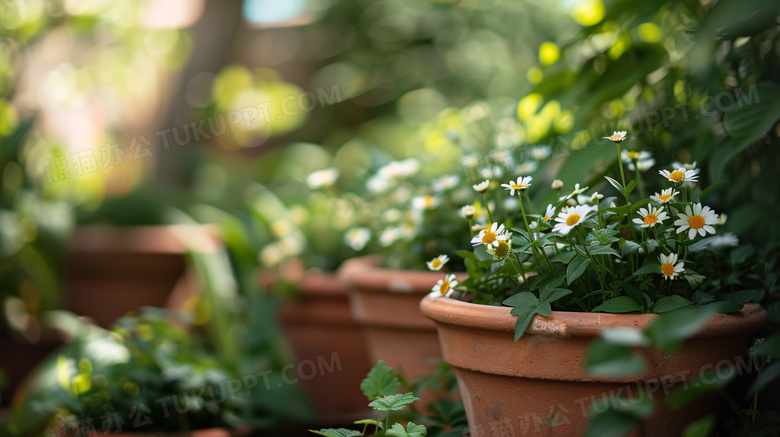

left=0, top=308, right=312, bottom=436
left=419, top=132, right=768, bottom=436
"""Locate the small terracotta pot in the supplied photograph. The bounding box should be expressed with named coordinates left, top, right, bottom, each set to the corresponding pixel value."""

left=337, top=256, right=466, bottom=382
left=275, top=269, right=373, bottom=425
left=420, top=297, right=767, bottom=437
left=63, top=225, right=219, bottom=327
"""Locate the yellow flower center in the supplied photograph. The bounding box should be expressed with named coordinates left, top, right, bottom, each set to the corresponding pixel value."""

left=658, top=194, right=672, bottom=202
left=424, top=196, right=435, bottom=207
left=628, top=151, right=641, bottom=159
left=644, top=214, right=658, bottom=225
left=688, top=214, right=705, bottom=230
left=511, top=183, right=528, bottom=191
left=439, top=280, right=450, bottom=295
left=494, top=240, right=510, bottom=259
left=542, top=215, right=549, bottom=222
left=430, top=259, right=442, bottom=269
left=669, top=170, right=685, bottom=182
left=482, top=230, right=497, bottom=245
left=661, top=263, right=675, bottom=277
left=566, top=214, right=581, bottom=226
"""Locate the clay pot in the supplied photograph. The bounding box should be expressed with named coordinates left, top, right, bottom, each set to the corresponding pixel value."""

left=275, top=269, right=373, bottom=425
left=337, top=256, right=465, bottom=382
left=420, top=297, right=767, bottom=437
left=63, top=226, right=219, bottom=328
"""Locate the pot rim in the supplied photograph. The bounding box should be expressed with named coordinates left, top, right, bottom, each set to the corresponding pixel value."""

left=338, top=255, right=467, bottom=295
left=420, top=296, right=767, bottom=338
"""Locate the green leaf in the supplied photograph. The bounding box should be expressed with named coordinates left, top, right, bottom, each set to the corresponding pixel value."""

left=724, top=82, right=780, bottom=160
left=550, top=250, right=576, bottom=264
left=585, top=410, right=641, bottom=437
left=369, top=393, right=420, bottom=411
left=309, top=428, right=363, bottom=437
left=653, top=296, right=693, bottom=314
left=361, top=361, right=401, bottom=400
left=592, top=297, right=643, bottom=313
left=699, top=301, right=743, bottom=313
left=665, top=372, right=724, bottom=410
left=752, top=334, right=780, bottom=358
left=589, top=246, right=621, bottom=258
left=353, top=419, right=383, bottom=428
left=698, top=182, right=725, bottom=202
left=604, top=176, right=625, bottom=195
left=600, top=328, right=650, bottom=347
left=748, top=361, right=780, bottom=396
left=503, top=292, right=544, bottom=341
left=621, top=240, right=641, bottom=257
left=386, top=422, right=427, bottom=437
left=628, top=199, right=652, bottom=216
left=632, top=263, right=661, bottom=277
left=540, top=288, right=572, bottom=304
left=683, top=271, right=706, bottom=290
left=455, top=250, right=479, bottom=262
left=682, top=416, right=715, bottom=437
left=624, top=177, right=639, bottom=197
left=567, top=255, right=590, bottom=285
left=585, top=340, right=645, bottom=377
left=644, top=307, right=714, bottom=353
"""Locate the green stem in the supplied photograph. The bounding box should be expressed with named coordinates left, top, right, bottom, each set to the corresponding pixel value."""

left=481, top=193, right=495, bottom=224
left=616, top=142, right=627, bottom=187
left=576, top=227, right=608, bottom=300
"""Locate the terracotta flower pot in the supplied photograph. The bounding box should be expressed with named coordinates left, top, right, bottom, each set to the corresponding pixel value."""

left=420, top=297, right=767, bottom=437
left=63, top=225, right=219, bottom=327
left=275, top=269, right=374, bottom=425
left=337, top=256, right=465, bottom=382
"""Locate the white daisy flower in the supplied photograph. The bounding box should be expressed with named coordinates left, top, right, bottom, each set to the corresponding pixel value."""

left=672, top=161, right=698, bottom=171
left=650, top=188, right=679, bottom=204
left=426, top=254, right=449, bottom=271
left=305, top=167, right=339, bottom=189
left=486, top=238, right=512, bottom=260
left=552, top=204, right=597, bottom=235
left=345, top=228, right=371, bottom=251
left=620, top=150, right=655, bottom=171
left=379, top=228, right=402, bottom=246
left=429, top=274, right=458, bottom=299
left=659, top=167, right=699, bottom=184
left=378, top=159, right=420, bottom=179
left=516, top=161, right=538, bottom=175
left=603, top=131, right=627, bottom=142
left=541, top=204, right=556, bottom=222
left=367, top=175, right=393, bottom=193
left=412, top=195, right=440, bottom=210
left=473, top=180, right=490, bottom=193
left=501, top=176, right=533, bottom=196
left=462, top=205, right=476, bottom=219
left=633, top=206, right=669, bottom=228
left=674, top=203, right=719, bottom=240
left=432, top=175, right=460, bottom=193
left=531, top=146, right=552, bottom=161
left=659, top=253, right=684, bottom=280
left=470, top=222, right=509, bottom=248
left=559, top=183, right=589, bottom=201
left=551, top=179, right=564, bottom=190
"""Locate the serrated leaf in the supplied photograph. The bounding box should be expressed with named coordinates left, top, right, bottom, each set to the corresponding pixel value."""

left=653, top=296, right=693, bottom=314
left=567, top=255, right=590, bottom=285
left=585, top=340, right=645, bottom=377
left=683, top=271, right=706, bottom=290
left=309, top=428, right=363, bottom=437
left=386, top=422, right=427, bottom=437
left=361, top=361, right=400, bottom=400
left=369, top=393, right=420, bottom=411
left=592, top=296, right=643, bottom=313
left=503, top=292, right=543, bottom=341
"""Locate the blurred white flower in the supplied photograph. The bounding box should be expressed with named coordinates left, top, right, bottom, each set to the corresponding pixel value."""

left=551, top=179, right=564, bottom=190
left=345, top=228, right=371, bottom=251
left=412, top=195, right=441, bottom=210
left=432, top=175, right=460, bottom=193
left=305, top=167, right=339, bottom=189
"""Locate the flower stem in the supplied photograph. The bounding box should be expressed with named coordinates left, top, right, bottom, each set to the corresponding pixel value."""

left=616, top=142, right=627, bottom=187
left=576, top=226, right=608, bottom=300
